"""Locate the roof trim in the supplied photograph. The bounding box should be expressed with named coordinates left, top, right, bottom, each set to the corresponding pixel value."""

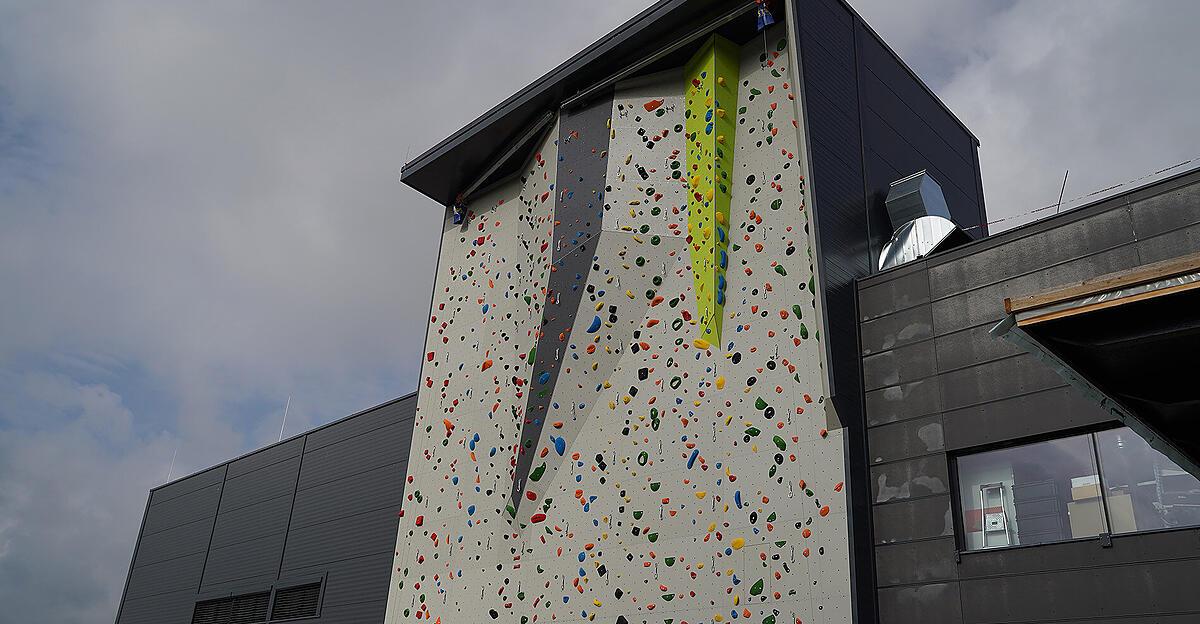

left=400, top=0, right=685, bottom=179
left=1006, top=250, right=1200, bottom=316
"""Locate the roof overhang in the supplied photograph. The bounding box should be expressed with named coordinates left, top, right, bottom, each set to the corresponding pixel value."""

left=399, top=0, right=763, bottom=207
left=992, top=251, right=1200, bottom=478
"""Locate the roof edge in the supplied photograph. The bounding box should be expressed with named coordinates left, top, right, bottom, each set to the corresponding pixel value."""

left=150, top=390, right=418, bottom=493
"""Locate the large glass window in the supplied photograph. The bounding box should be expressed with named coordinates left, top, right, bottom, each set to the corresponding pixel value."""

left=957, top=433, right=1105, bottom=549
left=956, top=427, right=1200, bottom=551
left=1095, top=428, right=1200, bottom=533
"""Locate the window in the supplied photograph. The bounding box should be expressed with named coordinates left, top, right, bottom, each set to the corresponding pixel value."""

left=955, top=427, right=1200, bottom=551
left=1095, top=428, right=1200, bottom=533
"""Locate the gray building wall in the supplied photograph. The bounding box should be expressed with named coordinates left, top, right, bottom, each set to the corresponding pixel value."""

left=857, top=169, right=1200, bottom=624
left=115, top=393, right=415, bottom=624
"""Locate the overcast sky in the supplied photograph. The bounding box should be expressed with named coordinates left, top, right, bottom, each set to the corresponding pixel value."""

left=1, top=1, right=1197, bottom=622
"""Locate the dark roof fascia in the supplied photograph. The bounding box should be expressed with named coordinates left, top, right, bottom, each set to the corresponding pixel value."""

left=399, top=0, right=686, bottom=183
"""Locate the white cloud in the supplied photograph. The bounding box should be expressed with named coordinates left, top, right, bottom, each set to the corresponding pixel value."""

left=1, top=1, right=1197, bottom=622
left=856, top=0, right=1200, bottom=230
left=0, top=1, right=653, bottom=621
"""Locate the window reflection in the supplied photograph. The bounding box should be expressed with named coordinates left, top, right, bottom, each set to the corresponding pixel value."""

left=957, top=434, right=1105, bottom=549
left=1096, top=428, right=1200, bottom=533
left=957, top=427, right=1200, bottom=551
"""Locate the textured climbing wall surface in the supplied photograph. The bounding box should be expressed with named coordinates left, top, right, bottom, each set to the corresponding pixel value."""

left=386, top=25, right=851, bottom=624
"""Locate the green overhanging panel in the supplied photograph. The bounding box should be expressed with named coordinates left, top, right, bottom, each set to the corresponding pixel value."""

left=684, top=34, right=739, bottom=345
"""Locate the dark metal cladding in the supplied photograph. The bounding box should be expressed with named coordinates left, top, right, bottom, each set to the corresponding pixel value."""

left=858, top=167, right=1200, bottom=624
left=115, top=394, right=416, bottom=624
left=511, top=95, right=613, bottom=514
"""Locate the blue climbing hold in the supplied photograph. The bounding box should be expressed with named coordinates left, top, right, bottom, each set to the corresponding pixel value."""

left=586, top=315, right=602, bottom=333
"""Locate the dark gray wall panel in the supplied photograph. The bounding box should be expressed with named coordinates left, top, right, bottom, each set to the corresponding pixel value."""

left=290, top=462, right=405, bottom=529
left=282, top=552, right=392, bottom=609
left=142, top=480, right=223, bottom=536
left=280, top=509, right=397, bottom=572
left=226, top=436, right=302, bottom=478
left=937, top=354, right=1066, bottom=412
left=933, top=322, right=1023, bottom=373
left=1137, top=220, right=1200, bottom=264
left=150, top=466, right=225, bottom=506
left=865, top=377, right=940, bottom=427
left=313, top=599, right=388, bottom=623
left=858, top=263, right=929, bottom=321
left=859, top=302, right=933, bottom=356
left=868, top=414, right=943, bottom=464
left=305, top=397, right=415, bottom=451
left=1128, top=177, right=1200, bottom=237
left=116, top=590, right=197, bottom=624
left=297, top=420, right=409, bottom=489
left=875, top=537, right=958, bottom=586
left=217, top=456, right=300, bottom=513
left=201, top=532, right=287, bottom=587
left=208, top=494, right=294, bottom=549
left=870, top=456, right=949, bottom=503
left=131, top=517, right=213, bottom=568
left=862, top=339, right=936, bottom=391
left=943, top=386, right=1113, bottom=451
left=959, top=558, right=1200, bottom=623
left=930, top=244, right=1143, bottom=334
left=872, top=495, right=953, bottom=545
left=927, top=206, right=1136, bottom=300
left=124, top=552, right=207, bottom=599
left=877, top=582, right=962, bottom=624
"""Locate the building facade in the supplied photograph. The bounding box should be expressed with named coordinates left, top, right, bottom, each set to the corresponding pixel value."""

left=115, top=394, right=416, bottom=624
left=115, top=1, right=1200, bottom=623
left=860, top=169, right=1200, bottom=624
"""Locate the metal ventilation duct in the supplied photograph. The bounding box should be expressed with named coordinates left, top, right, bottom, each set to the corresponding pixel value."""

left=878, top=170, right=968, bottom=271
left=885, top=170, right=952, bottom=227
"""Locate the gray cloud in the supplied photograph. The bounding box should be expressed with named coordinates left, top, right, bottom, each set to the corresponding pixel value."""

left=0, top=1, right=1196, bottom=622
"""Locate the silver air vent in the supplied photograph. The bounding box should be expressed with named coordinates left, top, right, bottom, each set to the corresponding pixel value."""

left=878, top=170, right=968, bottom=271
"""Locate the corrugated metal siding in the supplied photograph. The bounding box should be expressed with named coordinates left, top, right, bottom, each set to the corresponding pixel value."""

left=115, top=395, right=415, bottom=624
left=857, top=170, right=1200, bottom=624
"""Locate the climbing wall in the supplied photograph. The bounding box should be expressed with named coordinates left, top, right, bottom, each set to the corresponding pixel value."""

left=386, top=25, right=851, bottom=624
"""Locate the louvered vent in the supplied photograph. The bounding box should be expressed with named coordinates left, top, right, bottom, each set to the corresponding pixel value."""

left=270, top=582, right=322, bottom=620
left=191, top=591, right=268, bottom=624
left=229, top=592, right=270, bottom=623
left=192, top=598, right=232, bottom=624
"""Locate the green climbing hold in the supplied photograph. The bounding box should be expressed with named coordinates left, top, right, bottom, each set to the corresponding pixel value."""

left=773, top=264, right=787, bottom=276
left=750, top=578, right=765, bottom=596
left=755, top=397, right=768, bottom=410
left=772, top=435, right=786, bottom=451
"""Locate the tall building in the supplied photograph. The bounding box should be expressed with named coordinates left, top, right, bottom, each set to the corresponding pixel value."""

left=115, top=2, right=1200, bottom=623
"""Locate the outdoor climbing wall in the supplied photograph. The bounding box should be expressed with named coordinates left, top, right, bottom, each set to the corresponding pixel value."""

left=386, top=25, right=851, bottom=624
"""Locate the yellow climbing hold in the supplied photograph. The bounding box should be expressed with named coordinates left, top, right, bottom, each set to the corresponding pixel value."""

left=715, top=375, right=726, bottom=389
left=696, top=491, right=707, bottom=499
left=694, top=338, right=711, bottom=349
left=731, top=537, right=746, bottom=550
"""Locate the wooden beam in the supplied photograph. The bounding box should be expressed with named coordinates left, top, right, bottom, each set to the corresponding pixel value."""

left=1004, top=250, right=1200, bottom=315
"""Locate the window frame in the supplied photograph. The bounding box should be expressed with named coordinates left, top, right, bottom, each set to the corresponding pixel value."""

left=947, top=423, right=1200, bottom=556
